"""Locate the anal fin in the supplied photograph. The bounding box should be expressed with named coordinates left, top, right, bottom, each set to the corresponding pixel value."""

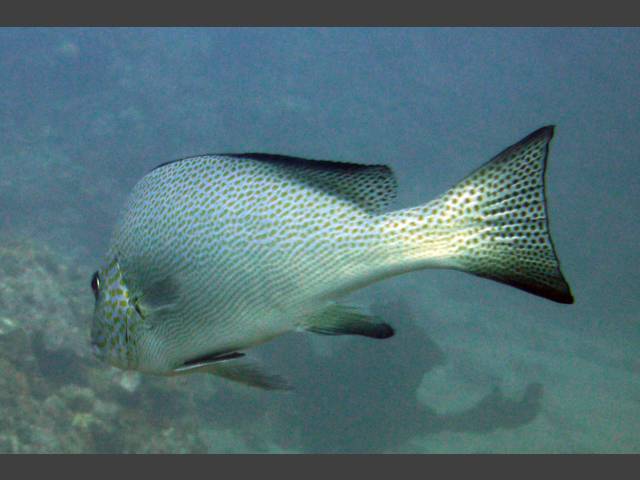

left=304, top=304, right=394, bottom=339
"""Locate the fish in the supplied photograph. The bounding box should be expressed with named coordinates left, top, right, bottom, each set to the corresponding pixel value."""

left=90, top=126, right=573, bottom=390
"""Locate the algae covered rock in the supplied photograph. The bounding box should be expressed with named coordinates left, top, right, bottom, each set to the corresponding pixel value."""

left=0, top=236, right=93, bottom=359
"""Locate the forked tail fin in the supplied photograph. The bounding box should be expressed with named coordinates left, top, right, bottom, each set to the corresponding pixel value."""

left=384, top=126, right=574, bottom=304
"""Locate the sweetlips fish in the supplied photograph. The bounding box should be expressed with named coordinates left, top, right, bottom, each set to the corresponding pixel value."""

left=90, top=126, right=573, bottom=389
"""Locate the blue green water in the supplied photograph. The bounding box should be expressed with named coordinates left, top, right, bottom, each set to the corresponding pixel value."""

left=0, top=27, right=638, bottom=453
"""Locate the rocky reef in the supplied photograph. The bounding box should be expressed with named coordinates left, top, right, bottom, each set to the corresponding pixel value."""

left=0, top=236, right=280, bottom=453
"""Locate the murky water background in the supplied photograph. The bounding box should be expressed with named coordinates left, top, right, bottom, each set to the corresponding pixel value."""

left=0, top=27, right=638, bottom=452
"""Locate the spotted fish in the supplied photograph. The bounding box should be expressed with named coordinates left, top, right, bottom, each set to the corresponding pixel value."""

left=90, top=126, right=573, bottom=389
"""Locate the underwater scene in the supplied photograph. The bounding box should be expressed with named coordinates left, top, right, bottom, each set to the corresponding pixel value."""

left=0, top=27, right=638, bottom=453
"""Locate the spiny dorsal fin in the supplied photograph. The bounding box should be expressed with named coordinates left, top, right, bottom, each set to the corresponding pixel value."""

left=226, top=153, right=397, bottom=214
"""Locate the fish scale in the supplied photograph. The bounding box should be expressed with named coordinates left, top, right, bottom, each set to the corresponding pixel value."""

left=90, top=126, right=573, bottom=389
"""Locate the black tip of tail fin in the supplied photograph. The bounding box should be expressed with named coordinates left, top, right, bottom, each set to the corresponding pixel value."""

left=523, top=125, right=555, bottom=144
left=443, top=125, right=574, bottom=305
left=513, top=275, right=574, bottom=304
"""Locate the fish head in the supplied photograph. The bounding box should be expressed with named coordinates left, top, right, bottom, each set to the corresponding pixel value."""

left=90, top=257, right=141, bottom=370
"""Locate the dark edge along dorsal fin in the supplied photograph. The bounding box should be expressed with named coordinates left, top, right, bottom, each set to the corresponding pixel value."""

left=151, top=152, right=398, bottom=215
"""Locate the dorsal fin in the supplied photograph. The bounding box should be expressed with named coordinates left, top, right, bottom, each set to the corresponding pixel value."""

left=225, top=153, right=398, bottom=214
left=153, top=153, right=398, bottom=215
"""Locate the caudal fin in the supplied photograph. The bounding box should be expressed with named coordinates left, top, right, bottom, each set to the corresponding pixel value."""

left=387, top=126, right=574, bottom=304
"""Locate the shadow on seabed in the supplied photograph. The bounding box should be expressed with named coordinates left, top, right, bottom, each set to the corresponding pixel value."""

left=199, top=297, right=544, bottom=452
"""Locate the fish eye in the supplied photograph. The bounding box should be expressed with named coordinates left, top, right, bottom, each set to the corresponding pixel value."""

left=90, top=271, right=101, bottom=299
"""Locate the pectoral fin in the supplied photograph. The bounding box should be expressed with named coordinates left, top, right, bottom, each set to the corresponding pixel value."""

left=172, top=352, right=290, bottom=391
left=142, top=276, right=182, bottom=310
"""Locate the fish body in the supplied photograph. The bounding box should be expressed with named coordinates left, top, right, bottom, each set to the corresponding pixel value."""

left=91, top=126, right=573, bottom=389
